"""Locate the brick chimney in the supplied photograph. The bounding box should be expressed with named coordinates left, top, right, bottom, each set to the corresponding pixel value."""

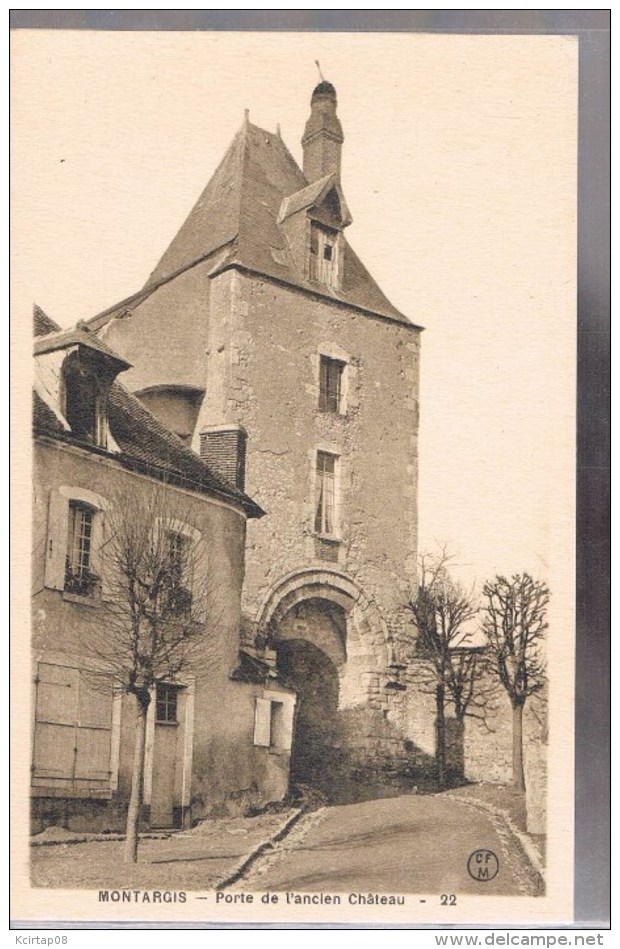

left=302, top=80, right=344, bottom=183
left=200, top=424, right=248, bottom=491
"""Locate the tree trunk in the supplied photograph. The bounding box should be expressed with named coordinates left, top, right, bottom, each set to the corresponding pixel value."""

left=124, top=694, right=149, bottom=864
left=436, top=684, right=446, bottom=788
left=512, top=702, right=525, bottom=792
left=452, top=715, right=466, bottom=783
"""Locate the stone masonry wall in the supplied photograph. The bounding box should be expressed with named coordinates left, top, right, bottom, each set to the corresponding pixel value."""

left=193, top=268, right=421, bottom=767
left=198, top=268, right=421, bottom=638
left=404, top=666, right=548, bottom=823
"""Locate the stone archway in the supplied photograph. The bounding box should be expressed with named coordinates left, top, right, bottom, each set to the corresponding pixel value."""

left=256, top=566, right=390, bottom=693
left=256, top=569, right=394, bottom=797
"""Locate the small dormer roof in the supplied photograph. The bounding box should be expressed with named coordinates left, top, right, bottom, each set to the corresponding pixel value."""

left=34, top=320, right=132, bottom=372
left=277, top=173, right=352, bottom=228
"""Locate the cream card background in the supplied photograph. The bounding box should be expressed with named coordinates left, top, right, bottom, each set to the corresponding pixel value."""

left=11, top=30, right=577, bottom=925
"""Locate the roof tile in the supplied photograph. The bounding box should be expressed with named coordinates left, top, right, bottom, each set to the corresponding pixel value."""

left=87, top=119, right=419, bottom=331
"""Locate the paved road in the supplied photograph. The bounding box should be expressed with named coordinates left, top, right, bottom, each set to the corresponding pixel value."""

left=233, top=793, right=541, bottom=897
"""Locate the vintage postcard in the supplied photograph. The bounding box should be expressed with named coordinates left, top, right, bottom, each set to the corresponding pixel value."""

left=12, top=26, right=582, bottom=927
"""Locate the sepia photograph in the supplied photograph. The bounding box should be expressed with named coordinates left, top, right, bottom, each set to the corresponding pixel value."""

left=11, top=24, right=583, bottom=927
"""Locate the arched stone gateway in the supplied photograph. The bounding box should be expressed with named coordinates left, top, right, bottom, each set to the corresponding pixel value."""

left=276, top=637, right=341, bottom=794
left=256, top=567, right=391, bottom=709
left=255, top=569, right=410, bottom=799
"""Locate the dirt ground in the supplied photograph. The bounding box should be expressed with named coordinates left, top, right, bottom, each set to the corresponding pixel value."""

left=445, top=782, right=528, bottom=829
left=30, top=784, right=543, bottom=892
left=30, top=811, right=295, bottom=891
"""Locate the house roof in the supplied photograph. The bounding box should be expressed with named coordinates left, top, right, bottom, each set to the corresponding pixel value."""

left=278, top=172, right=352, bottom=227
left=33, top=309, right=264, bottom=518
left=87, top=119, right=420, bottom=332
left=34, top=321, right=132, bottom=370
left=34, top=304, right=58, bottom=338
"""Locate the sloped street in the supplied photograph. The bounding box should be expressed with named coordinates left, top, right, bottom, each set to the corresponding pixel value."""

left=230, top=792, right=543, bottom=898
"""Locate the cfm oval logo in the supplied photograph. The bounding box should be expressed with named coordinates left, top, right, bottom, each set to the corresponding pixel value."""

left=467, top=849, right=500, bottom=882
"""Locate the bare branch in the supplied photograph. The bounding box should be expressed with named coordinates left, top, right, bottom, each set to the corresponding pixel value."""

left=480, top=572, right=549, bottom=707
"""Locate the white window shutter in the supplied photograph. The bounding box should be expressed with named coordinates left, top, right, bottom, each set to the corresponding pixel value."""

left=253, top=697, right=271, bottom=747
left=44, top=489, right=69, bottom=590
left=281, top=696, right=296, bottom=752
left=97, top=512, right=113, bottom=600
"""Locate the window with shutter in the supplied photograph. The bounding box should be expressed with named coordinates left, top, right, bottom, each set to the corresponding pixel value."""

left=253, top=697, right=272, bottom=747
left=254, top=694, right=296, bottom=752
left=44, top=487, right=107, bottom=596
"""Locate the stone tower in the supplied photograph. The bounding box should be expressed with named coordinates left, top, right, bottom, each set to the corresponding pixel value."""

left=90, top=80, right=423, bottom=792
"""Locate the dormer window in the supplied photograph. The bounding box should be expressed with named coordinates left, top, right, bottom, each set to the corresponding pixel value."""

left=62, top=351, right=107, bottom=448
left=310, top=223, right=339, bottom=289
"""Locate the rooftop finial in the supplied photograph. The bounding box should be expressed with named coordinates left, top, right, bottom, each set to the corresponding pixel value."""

left=244, top=108, right=250, bottom=124
left=276, top=122, right=282, bottom=138
left=315, top=60, right=324, bottom=82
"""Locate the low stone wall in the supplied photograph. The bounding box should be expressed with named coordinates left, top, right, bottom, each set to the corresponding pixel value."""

left=31, top=795, right=129, bottom=835
left=403, top=669, right=548, bottom=819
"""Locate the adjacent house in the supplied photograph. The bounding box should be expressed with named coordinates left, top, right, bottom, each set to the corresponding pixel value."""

left=32, top=306, right=295, bottom=832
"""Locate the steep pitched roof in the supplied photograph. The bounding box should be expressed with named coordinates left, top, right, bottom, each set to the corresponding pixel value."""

left=145, top=122, right=306, bottom=290
left=88, top=119, right=419, bottom=331
left=33, top=304, right=59, bottom=337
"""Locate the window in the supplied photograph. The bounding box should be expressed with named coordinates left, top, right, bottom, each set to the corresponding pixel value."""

left=167, top=531, right=187, bottom=585
left=32, top=662, right=115, bottom=794
left=315, top=451, right=337, bottom=536
left=64, top=501, right=100, bottom=597
left=253, top=694, right=295, bottom=752
left=319, top=355, right=345, bottom=413
left=156, top=683, right=178, bottom=723
left=310, top=224, right=339, bottom=288
left=62, top=352, right=106, bottom=447
left=45, top=487, right=107, bottom=594
left=163, top=530, right=193, bottom=616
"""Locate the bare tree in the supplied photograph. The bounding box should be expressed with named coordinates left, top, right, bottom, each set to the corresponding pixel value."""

left=80, top=481, right=224, bottom=863
left=481, top=573, right=549, bottom=792
left=408, top=551, right=495, bottom=787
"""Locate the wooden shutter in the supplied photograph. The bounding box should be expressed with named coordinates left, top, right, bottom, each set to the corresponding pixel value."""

left=281, top=696, right=296, bottom=752
left=97, top=510, right=113, bottom=600
left=253, top=697, right=271, bottom=747
left=74, top=728, right=112, bottom=780
left=75, top=676, right=113, bottom=780
left=44, top=490, right=69, bottom=590
left=33, top=663, right=78, bottom=779
left=33, top=663, right=113, bottom=784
